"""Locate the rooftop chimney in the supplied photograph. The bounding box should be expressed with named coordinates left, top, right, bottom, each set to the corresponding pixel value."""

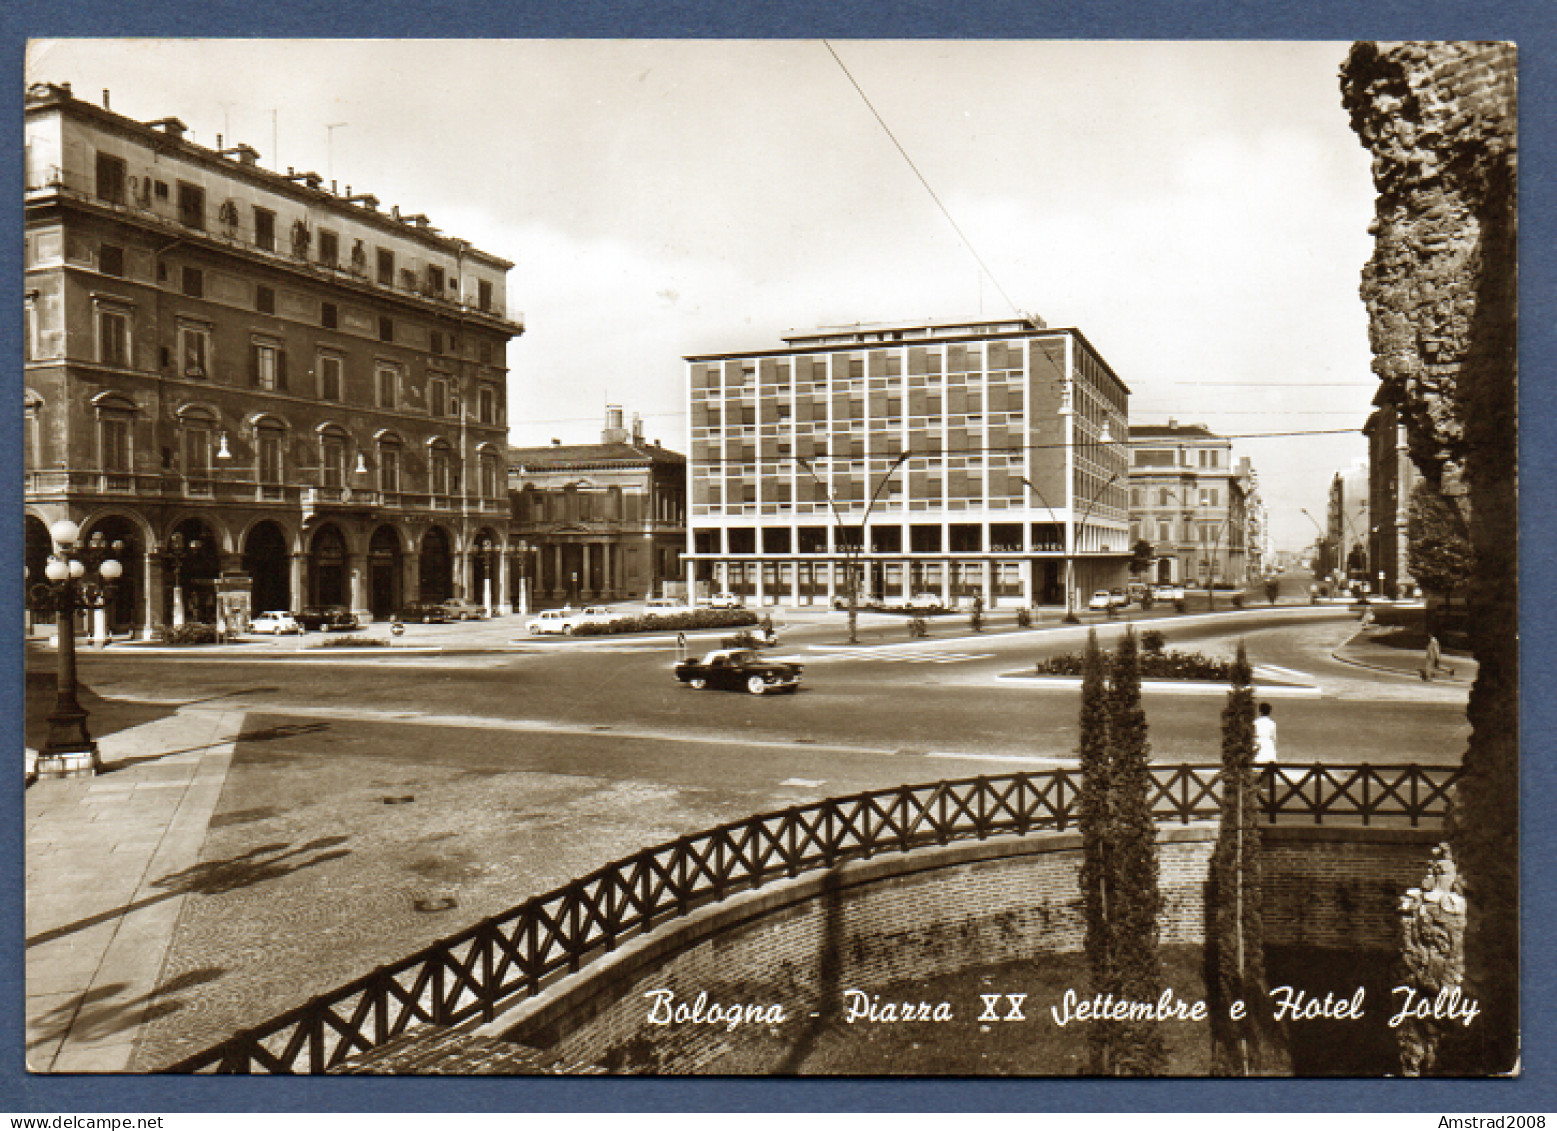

left=147, top=117, right=188, bottom=140
left=103, top=89, right=111, bottom=110
left=220, top=143, right=261, bottom=166
left=602, top=405, right=628, bottom=444
left=631, top=413, right=644, bottom=445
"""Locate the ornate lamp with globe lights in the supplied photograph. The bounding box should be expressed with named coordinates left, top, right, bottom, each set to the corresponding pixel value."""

left=34, top=519, right=123, bottom=778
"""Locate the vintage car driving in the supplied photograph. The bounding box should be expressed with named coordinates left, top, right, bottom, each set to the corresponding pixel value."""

left=674, top=648, right=803, bottom=695
left=295, top=605, right=360, bottom=632
left=246, top=610, right=302, bottom=635
left=526, top=606, right=614, bottom=635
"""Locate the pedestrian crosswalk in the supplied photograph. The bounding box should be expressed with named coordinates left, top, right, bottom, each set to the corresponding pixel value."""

left=805, top=643, right=998, bottom=665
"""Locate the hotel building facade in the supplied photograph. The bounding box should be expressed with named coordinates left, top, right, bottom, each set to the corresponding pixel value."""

left=23, top=82, right=523, bottom=634
left=684, top=317, right=1130, bottom=609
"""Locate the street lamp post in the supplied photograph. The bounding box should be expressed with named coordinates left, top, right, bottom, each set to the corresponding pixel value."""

left=34, top=519, right=122, bottom=778
left=163, top=531, right=202, bottom=628
left=796, top=451, right=910, bottom=645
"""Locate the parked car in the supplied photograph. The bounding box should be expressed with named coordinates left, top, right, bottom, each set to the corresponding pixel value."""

left=525, top=606, right=614, bottom=635
left=1109, top=588, right=1129, bottom=608
left=1088, top=589, right=1115, bottom=611
left=399, top=602, right=453, bottom=624
left=295, top=605, right=360, bottom=632
left=246, top=610, right=302, bottom=635
left=643, top=597, right=693, bottom=618
left=907, top=592, right=945, bottom=612
left=707, top=592, right=744, bottom=609
left=438, top=598, right=487, bottom=621
left=674, top=648, right=803, bottom=695
left=1153, top=584, right=1186, bottom=602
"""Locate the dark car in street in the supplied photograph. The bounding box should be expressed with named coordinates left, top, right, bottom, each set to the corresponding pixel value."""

left=438, top=598, right=487, bottom=621
left=674, top=648, right=803, bottom=695
left=398, top=602, right=453, bottom=624
left=295, top=605, right=360, bottom=632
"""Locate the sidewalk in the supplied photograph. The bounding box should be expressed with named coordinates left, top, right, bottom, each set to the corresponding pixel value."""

left=25, top=703, right=243, bottom=1072
left=1331, top=625, right=1477, bottom=686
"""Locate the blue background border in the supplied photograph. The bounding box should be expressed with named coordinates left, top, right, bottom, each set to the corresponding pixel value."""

left=2, top=0, right=1552, bottom=1113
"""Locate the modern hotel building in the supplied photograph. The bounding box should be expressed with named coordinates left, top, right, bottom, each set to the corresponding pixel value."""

left=684, top=317, right=1130, bottom=609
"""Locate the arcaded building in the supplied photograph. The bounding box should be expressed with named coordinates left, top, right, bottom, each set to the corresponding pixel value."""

left=684, top=317, right=1130, bottom=609
left=23, top=82, right=523, bottom=632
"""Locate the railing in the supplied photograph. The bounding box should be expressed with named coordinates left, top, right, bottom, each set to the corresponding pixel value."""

left=166, top=762, right=1459, bottom=1074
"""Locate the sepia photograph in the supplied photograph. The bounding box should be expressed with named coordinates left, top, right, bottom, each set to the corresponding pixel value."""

left=18, top=31, right=1523, bottom=1093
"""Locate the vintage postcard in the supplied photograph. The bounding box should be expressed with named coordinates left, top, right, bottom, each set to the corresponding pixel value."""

left=20, top=37, right=1517, bottom=1086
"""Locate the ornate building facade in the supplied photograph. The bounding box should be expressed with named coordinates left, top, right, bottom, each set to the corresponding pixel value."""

left=23, top=83, right=524, bottom=634
left=508, top=408, right=686, bottom=606
left=1128, top=422, right=1248, bottom=587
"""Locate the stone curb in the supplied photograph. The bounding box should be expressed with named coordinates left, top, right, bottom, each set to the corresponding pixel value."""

left=994, top=673, right=1322, bottom=699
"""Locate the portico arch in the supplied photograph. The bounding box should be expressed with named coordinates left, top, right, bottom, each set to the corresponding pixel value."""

left=420, top=525, right=454, bottom=602
left=310, top=523, right=350, bottom=608
left=368, top=525, right=402, bottom=619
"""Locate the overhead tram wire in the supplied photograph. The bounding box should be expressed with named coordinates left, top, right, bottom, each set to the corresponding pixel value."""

left=821, top=39, right=1024, bottom=322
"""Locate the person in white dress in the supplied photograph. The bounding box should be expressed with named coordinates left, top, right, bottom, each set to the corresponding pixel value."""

left=1254, top=701, right=1278, bottom=764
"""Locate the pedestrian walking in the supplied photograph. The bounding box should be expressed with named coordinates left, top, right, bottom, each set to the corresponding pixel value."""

left=1254, top=701, right=1278, bottom=764
left=1421, top=634, right=1454, bottom=681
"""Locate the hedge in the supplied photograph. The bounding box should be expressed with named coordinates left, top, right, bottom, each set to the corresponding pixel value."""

left=157, top=622, right=218, bottom=645
left=306, top=634, right=391, bottom=648
left=571, top=608, right=759, bottom=636
left=1037, top=647, right=1233, bottom=682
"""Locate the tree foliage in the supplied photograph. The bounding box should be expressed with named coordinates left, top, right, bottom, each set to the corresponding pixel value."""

left=1205, top=642, right=1285, bottom=1074
left=1077, top=627, right=1167, bottom=1075
left=1129, top=539, right=1154, bottom=575
left=1076, top=629, right=1115, bottom=1072
left=1406, top=480, right=1475, bottom=597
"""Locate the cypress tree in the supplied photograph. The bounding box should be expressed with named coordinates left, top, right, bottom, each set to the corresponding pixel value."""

left=1106, top=626, right=1167, bottom=1074
left=1076, top=628, right=1116, bottom=1073
left=1205, top=641, right=1277, bottom=1074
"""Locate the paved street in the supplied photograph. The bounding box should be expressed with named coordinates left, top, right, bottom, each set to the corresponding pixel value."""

left=25, top=600, right=1471, bottom=1071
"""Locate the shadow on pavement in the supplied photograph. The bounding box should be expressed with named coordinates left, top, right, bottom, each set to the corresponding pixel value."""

left=101, top=720, right=333, bottom=773
left=23, top=668, right=181, bottom=751
left=26, top=837, right=352, bottom=949
left=27, top=967, right=225, bottom=1056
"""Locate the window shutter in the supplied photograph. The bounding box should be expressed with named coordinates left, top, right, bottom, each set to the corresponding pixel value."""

left=250, top=342, right=260, bottom=387
left=278, top=350, right=289, bottom=392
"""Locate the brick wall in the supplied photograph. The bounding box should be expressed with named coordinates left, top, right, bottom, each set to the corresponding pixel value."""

left=488, top=824, right=1437, bottom=1071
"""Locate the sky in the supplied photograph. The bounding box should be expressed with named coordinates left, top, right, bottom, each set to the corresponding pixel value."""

left=26, top=38, right=1383, bottom=552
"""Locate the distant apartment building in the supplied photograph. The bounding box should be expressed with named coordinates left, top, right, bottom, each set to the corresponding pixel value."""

left=508, top=407, right=686, bottom=607
left=1236, top=455, right=1271, bottom=581
left=684, top=317, right=1131, bottom=609
left=1128, top=422, right=1247, bottom=587
left=1327, top=457, right=1372, bottom=588
left=23, top=82, right=523, bottom=632
left=1362, top=391, right=1420, bottom=596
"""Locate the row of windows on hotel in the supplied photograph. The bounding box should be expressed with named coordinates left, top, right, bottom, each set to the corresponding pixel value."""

left=93, top=151, right=496, bottom=312
left=77, top=405, right=505, bottom=497
left=690, top=339, right=1045, bottom=387
left=83, top=302, right=502, bottom=425
left=690, top=523, right=1069, bottom=555
left=691, top=366, right=1031, bottom=428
